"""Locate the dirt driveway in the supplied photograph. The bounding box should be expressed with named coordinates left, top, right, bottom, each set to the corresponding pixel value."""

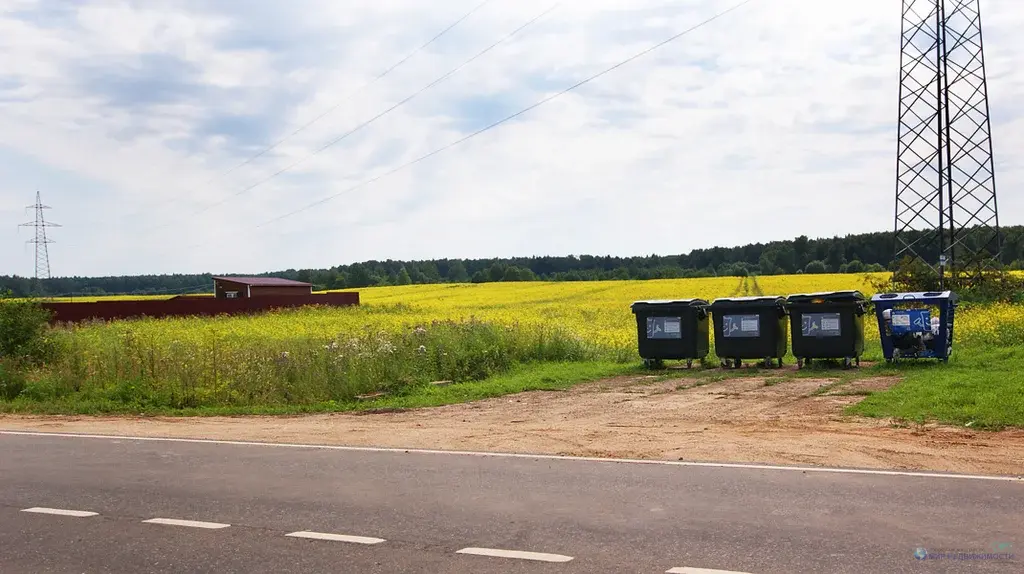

left=3, top=374, right=1023, bottom=476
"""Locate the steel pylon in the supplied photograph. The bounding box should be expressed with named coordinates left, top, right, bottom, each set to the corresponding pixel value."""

left=894, top=0, right=1000, bottom=278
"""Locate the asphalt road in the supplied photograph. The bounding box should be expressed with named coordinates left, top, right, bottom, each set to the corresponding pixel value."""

left=0, top=431, right=1020, bottom=573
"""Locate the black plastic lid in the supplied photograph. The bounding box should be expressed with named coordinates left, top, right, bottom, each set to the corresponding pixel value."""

left=631, top=298, right=709, bottom=311
left=785, top=290, right=865, bottom=304
left=709, top=296, right=785, bottom=307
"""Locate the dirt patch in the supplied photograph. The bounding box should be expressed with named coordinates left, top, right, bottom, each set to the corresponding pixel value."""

left=3, top=374, right=1023, bottom=476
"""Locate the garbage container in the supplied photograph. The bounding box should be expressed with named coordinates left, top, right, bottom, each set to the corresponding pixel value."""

left=872, top=291, right=958, bottom=363
left=630, top=299, right=710, bottom=369
left=709, top=296, right=788, bottom=368
left=785, top=290, right=868, bottom=369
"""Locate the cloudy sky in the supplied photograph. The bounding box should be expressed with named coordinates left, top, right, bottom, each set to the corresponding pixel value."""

left=0, top=0, right=1021, bottom=277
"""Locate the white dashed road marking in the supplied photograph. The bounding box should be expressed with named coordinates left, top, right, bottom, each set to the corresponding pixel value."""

left=667, top=567, right=754, bottom=574
left=21, top=507, right=98, bottom=518
left=456, top=547, right=574, bottom=563
left=142, top=518, right=230, bottom=529
left=285, top=531, right=386, bottom=545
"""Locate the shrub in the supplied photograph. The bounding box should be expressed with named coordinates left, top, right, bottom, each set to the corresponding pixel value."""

left=845, top=260, right=865, bottom=273
left=804, top=260, right=827, bottom=274
left=0, top=296, right=53, bottom=363
left=0, top=358, right=27, bottom=400
left=872, top=256, right=1024, bottom=303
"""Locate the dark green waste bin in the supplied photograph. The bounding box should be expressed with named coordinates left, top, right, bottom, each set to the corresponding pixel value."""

left=786, top=290, right=867, bottom=369
left=709, top=296, right=788, bottom=368
left=630, top=299, right=710, bottom=369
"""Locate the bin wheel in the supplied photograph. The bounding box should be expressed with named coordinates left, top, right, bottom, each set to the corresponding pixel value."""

left=643, top=358, right=663, bottom=370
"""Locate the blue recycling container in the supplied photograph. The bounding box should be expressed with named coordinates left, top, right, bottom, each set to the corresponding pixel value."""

left=871, top=291, right=958, bottom=363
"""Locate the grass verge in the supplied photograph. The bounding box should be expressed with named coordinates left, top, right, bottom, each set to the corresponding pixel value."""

left=847, top=346, right=1024, bottom=429
left=0, top=361, right=641, bottom=417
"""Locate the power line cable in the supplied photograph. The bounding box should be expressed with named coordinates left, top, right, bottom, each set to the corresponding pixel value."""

left=152, top=2, right=559, bottom=230
left=209, top=0, right=497, bottom=183
left=114, top=0, right=494, bottom=222
left=252, top=0, right=757, bottom=230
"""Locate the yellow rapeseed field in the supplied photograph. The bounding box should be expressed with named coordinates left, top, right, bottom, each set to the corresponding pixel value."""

left=50, top=271, right=1018, bottom=357
left=331, top=273, right=887, bottom=352
left=53, top=273, right=880, bottom=353
left=18, top=273, right=1024, bottom=410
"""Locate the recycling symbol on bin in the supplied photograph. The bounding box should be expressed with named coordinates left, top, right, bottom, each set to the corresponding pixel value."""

left=803, top=316, right=820, bottom=334
left=726, top=318, right=739, bottom=335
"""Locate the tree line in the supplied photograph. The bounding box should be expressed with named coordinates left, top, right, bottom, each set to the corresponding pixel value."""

left=3, top=226, right=1023, bottom=297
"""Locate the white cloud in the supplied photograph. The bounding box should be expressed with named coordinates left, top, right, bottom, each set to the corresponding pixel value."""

left=0, top=0, right=1021, bottom=277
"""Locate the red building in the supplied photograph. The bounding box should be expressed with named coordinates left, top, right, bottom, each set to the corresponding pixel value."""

left=212, top=276, right=313, bottom=299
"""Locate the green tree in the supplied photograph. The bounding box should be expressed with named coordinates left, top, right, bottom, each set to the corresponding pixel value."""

left=447, top=261, right=470, bottom=283
left=487, top=263, right=506, bottom=283
left=826, top=242, right=846, bottom=272
left=345, top=265, right=374, bottom=288
left=774, top=245, right=797, bottom=274
left=396, top=267, right=412, bottom=285
left=804, top=260, right=827, bottom=274
left=793, top=235, right=810, bottom=268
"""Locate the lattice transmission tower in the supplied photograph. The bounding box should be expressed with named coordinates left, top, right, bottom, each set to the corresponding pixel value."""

left=894, top=0, right=1000, bottom=282
left=19, top=191, right=60, bottom=287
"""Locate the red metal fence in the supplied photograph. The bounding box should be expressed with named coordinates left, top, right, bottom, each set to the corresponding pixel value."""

left=41, top=292, right=360, bottom=324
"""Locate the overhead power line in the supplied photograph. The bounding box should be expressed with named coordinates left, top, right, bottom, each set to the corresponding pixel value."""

left=211, top=0, right=496, bottom=183
left=168, top=1, right=561, bottom=223
left=118, top=0, right=494, bottom=223
left=253, top=0, right=757, bottom=230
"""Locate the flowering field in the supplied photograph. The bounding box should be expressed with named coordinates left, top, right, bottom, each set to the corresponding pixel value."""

left=5, top=272, right=1024, bottom=417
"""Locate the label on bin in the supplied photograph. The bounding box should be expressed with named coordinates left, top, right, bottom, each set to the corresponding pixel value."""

left=802, top=312, right=841, bottom=337
left=891, top=313, right=911, bottom=328
left=647, top=317, right=683, bottom=339
left=890, top=309, right=930, bottom=335
left=723, top=314, right=760, bottom=338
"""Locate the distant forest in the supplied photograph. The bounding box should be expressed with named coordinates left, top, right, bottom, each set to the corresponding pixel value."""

left=4, top=226, right=1023, bottom=297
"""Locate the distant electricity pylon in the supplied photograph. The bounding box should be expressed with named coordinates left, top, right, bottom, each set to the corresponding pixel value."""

left=19, top=191, right=60, bottom=286
left=894, top=0, right=1000, bottom=283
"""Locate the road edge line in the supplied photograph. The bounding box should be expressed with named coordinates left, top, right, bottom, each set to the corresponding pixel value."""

left=1, top=430, right=1021, bottom=482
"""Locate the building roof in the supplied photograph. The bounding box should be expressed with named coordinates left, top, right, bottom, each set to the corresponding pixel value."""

left=213, top=276, right=312, bottom=287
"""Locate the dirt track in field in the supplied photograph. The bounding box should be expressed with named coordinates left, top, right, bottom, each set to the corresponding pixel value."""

left=3, top=374, right=1023, bottom=476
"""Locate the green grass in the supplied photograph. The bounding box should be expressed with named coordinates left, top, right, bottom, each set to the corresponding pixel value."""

left=0, top=361, right=640, bottom=416
left=847, top=346, right=1024, bottom=429
left=4, top=349, right=1024, bottom=429
left=4, top=309, right=1024, bottom=429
